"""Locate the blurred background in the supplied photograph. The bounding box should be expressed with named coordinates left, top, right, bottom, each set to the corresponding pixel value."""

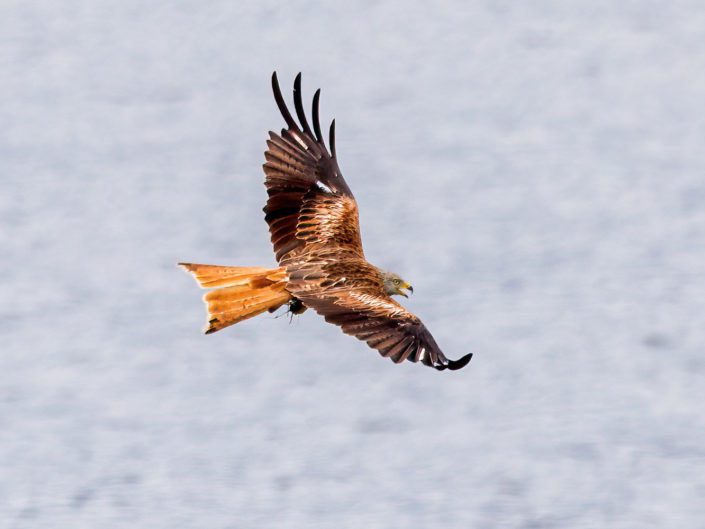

left=2, top=1, right=704, bottom=528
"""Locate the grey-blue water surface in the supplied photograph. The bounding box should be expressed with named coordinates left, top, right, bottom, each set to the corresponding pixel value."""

left=2, top=1, right=704, bottom=528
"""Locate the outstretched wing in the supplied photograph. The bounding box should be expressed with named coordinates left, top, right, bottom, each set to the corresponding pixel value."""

left=263, top=73, right=472, bottom=371
left=286, top=261, right=474, bottom=371
left=263, top=72, right=363, bottom=265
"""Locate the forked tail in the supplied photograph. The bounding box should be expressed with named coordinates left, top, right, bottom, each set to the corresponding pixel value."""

left=178, top=263, right=292, bottom=334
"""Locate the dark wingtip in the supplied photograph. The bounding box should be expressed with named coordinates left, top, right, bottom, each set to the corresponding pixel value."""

left=312, top=88, right=324, bottom=145
left=435, top=352, right=473, bottom=371
left=329, top=119, right=336, bottom=159
left=293, top=72, right=313, bottom=136
left=271, top=71, right=279, bottom=93
left=271, top=71, right=299, bottom=131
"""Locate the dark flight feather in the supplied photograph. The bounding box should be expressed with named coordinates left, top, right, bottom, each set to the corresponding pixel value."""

left=261, top=72, right=471, bottom=371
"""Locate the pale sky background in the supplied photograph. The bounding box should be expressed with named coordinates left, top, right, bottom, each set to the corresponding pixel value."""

left=2, top=1, right=704, bottom=528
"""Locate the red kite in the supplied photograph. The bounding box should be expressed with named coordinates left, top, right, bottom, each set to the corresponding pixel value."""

left=180, top=73, right=472, bottom=371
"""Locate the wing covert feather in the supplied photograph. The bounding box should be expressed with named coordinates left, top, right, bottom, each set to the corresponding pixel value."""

left=286, top=260, right=472, bottom=370
left=263, top=73, right=359, bottom=265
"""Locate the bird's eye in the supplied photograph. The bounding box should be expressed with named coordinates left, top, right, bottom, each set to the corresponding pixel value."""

left=393, top=279, right=400, bottom=285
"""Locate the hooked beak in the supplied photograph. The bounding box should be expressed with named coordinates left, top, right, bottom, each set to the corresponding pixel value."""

left=399, top=283, right=414, bottom=298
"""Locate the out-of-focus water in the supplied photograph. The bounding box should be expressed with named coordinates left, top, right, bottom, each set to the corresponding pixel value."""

left=2, top=2, right=704, bottom=528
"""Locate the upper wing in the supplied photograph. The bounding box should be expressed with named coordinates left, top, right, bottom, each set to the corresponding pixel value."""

left=286, top=261, right=473, bottom=371
left=263, top=73, right=363, bottom=265
left=261, top=74, right=471, bottom=371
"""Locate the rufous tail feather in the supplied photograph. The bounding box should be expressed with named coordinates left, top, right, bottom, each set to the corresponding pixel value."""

left=178, top=263, right=291, bottom=333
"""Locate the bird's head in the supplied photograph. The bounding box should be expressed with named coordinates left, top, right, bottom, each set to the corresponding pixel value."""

left=380, top=270, right=414, bottom=298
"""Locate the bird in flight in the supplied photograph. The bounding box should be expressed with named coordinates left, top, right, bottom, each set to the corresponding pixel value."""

left=179, top=73, right=472, bottom=371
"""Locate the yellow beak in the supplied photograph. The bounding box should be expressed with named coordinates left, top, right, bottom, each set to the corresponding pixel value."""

left=399, top=282, right=413, bottom=297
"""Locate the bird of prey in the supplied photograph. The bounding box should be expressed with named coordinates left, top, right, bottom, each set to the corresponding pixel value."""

left=179, top=73, right=472, bottom=371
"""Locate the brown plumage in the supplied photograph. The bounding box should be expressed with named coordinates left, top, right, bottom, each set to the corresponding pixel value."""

left=180, top=73, right=472, bottom=371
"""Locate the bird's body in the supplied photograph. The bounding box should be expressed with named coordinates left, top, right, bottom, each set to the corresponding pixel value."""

left=180, top=73, right=472, bottom=371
